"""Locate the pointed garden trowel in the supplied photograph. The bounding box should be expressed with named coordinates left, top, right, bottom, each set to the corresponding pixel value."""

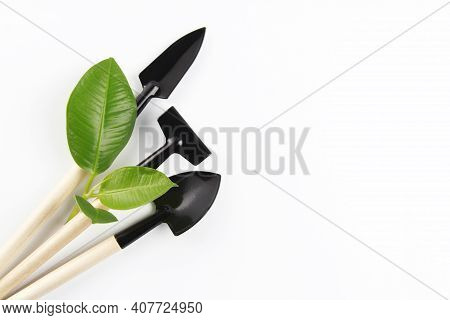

left=137, top=27, right=206, bottom=115
left=0, top=28, right=207, bottom=278
left=9, top=171, right=221, bottom=300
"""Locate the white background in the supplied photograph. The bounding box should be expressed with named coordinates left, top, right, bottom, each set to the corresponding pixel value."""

left=0, top=0, right=449, bottom=301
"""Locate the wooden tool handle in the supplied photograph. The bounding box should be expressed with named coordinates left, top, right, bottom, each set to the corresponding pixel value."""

left=0, top=166, right=88, bottom=277
left=9, top=236, right=121, bottom=300
left=0, top=213, right=92, bottom=299
left=91, top=198, right=108, bottom=210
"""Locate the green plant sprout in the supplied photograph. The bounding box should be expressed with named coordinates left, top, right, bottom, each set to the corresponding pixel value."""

left=66, top=58, right=175, bottom=223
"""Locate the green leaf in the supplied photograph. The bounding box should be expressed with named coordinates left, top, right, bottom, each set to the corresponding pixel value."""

left=67, top=58, right=137, bottom=175
left=74, top=195, right=118, bottom=224
left=96, top=166, right=177, bottom=210
left=94, top=209, right=119, bottom=224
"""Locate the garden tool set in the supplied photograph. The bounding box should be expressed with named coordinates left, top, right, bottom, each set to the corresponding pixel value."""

left=0, top=28, right=220, bottom=299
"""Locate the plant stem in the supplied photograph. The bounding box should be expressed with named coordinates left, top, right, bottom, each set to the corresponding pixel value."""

left=83, top=173, right=96, bottom=196
left=66, top=173, right=97, bottom=222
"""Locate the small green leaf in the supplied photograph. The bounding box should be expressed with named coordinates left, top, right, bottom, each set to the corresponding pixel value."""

left=74, top=195, right=118, bottom=224
left=94, top=209, right=119, bottom=224
left=67, top=58, right=137, bottom=175
left=96, top=166, right=177, bottom=210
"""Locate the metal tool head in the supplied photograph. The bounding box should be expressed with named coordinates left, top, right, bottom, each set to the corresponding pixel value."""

left=139, top=28, right=206, bottom=99
left=155, top=171, right=221, bottom=236
left=159, top=106, right=211, bottom=165
left=114, top=171, right=221, bottom=248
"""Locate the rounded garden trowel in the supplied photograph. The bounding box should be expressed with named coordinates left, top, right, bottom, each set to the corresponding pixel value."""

left=9, top=171, right=221, bottom=300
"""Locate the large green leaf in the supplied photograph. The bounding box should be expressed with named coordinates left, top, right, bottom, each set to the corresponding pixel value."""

left=74, top=196, right=118, bottom=224
left=67, top=58, right=136, bottom=174
left=97, top=166, right=177, bottom=210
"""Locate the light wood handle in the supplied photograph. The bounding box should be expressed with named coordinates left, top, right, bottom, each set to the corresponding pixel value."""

left=0, top=213, right=92, bottom=299
left=9, top=236, right=121, bottom=300
left=0, top=166, right=88, bottom=277
left=87, top=198, right=108, bottom=210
